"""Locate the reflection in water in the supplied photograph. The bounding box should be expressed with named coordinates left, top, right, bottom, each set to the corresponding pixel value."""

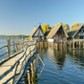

left=47, top=43, right=68, bottom=70
left=53, top=48, right=66, bottom=70
left=37, top=42, right=84, bottom=84
left=47, top=47, right=66, bottom=70
left=68, top=49, right=84, bottom=67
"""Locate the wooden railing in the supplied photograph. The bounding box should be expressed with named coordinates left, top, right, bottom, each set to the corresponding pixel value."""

left=0, top=41, right=46, bottom=84
left=0, top=40, right=37, bottom=84
left=0, top=39, right=30, bottom=62
left=0, top=40, right=19, bottom=61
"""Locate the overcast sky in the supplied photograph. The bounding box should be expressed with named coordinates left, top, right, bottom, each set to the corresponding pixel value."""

left=0, top=0, right=84, bottom=35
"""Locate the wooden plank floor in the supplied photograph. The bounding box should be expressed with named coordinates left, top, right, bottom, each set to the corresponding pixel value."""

left=0, top=45, right=35, bottom=84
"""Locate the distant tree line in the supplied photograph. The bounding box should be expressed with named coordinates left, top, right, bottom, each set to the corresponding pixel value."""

left=0, top=35, right=29, bottom=39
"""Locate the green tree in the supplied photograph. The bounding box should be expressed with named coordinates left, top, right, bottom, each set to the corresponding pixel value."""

left=71, top=23, right=80, bottom=28
left=55, top=23, right=70, bottom=32
left=63, top=24, right=70, bottom=31
left=42, top=24, right=51, bottom=34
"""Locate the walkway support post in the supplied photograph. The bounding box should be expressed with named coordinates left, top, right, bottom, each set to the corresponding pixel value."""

left=72, top=38, right=75, bottom=49
left=83, top=41, right=84, bottom=49
left=7, top=39, right=10, bottom=58
left=79, top=40, right=80, bottom=49
left=26, top=70, right=31, bottom=84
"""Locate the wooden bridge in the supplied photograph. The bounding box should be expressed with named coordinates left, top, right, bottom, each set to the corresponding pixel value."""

left=0, top=40, right=41, bottom=84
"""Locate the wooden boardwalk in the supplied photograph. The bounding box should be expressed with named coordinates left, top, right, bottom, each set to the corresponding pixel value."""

left=0, top=41, right=37, bottom=84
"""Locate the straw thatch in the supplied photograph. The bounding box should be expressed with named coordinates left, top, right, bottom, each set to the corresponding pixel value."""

left=31, top=25, right=44, bottom=38
left=47, top=24, right=69, bottom=39
left=68, top=23, right=83, bottom=38
left=30, top=27, right=37, bottom=37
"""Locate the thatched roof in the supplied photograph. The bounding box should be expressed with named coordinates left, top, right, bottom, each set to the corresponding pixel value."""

left=47, top=24, right=69, bottom=39
left=68, top=23, right=83, bottom=38
left=30, top=25, right=44, bottom=37
left=68, top=31, right=77, bottom=37
left=30, top=27, right=37, bottom=37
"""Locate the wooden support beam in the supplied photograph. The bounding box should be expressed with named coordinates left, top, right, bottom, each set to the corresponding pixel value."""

left=6, top=39, right=10, bottom=58
left=72, top=39, right=75, bottom=49
left=79, top=41, right=80, bottom=49
left=30, top=62, right=34, bottom=84
left=27, top=70, right=31, bottom=84
left=83, top=42, right=84, bottom=49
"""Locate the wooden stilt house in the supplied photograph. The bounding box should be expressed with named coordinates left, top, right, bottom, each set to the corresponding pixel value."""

left=68, top=23, right=84, bottom=40
left=47, top=23, right=68, bottom=42
left=30, top=25, right=44, bottom=41
left=67, top=23, right=84, bottom=49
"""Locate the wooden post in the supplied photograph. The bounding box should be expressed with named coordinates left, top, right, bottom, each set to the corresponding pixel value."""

left=79, top=40, right=80, bottom=49
left=26, top=70, right=31, bottom=84
left=30, top=62, right=34, bottom=84
left=72, top=38, right=75, bottom=49
left=29, top=47, right=31, bottom=56
left=7, top=39, right=10, bottom=58
left=55, top=43, right=58, bottom=50
left=14, top=42, right=18, bottom=52
left=83, top=42, right=84, bottom=49
left=61, top=40, right=62, bottom=50
left=13, top=41, right=16, bottom=53
left=70, top=41, right=72, bottom=49
left=32, top=59, right=37, bottom=77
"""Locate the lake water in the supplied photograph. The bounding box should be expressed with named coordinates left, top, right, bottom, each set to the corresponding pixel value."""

left=37, top=44, right=84, bottom=84
left=0, top=38, right=7, bottom=60
left=0, top=39, right=84, bottom=84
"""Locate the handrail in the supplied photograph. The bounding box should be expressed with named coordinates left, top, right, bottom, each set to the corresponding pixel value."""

left=0, top=43, right=36, bottom=84
left=17, top=49, right=38, bottom=83
left=0, top=45, right=7, bottom=50
left=0, top=52, right=8, bottom=57
left=0, top=50, right=24, bottom=66
left=0, top=41, right=23, bottom=59
left=12, top=61, right=20, bottom=84
left=0, top=50, right=26, bottom=80
left=13, top=46, right=37, bottom=84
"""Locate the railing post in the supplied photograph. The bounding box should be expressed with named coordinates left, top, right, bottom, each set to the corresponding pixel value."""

left=72, top=39, right=75, bottom=49
left=26, top=70, right=31, bottom=84
left=12, top=61, right=20, bottom=84
left=83, top=41, right=84, bottom=49
left=13, top=41, right=16, bottom=53
left=79, top=40, right=80, bottom=49
left=7, top=39, right=10, bottom=58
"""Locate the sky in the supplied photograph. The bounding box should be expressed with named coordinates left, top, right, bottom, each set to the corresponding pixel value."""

left=0, top=0, right=84, bottom=35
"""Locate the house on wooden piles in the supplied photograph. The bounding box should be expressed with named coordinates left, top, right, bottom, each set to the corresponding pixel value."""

left=47, top=23, right=69, bottom=43
left=30, top=25, right=44, bottom=41
left=67, top=23, right=84, bottom=48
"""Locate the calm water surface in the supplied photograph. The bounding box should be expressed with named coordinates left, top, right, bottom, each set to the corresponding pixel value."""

left=37, top=45, right=84, bottom=84
left=0, top=39, right=84, bottom=84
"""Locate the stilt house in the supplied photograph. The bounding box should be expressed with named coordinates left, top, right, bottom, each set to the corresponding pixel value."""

left=47, top=23, right=68, bottom=42
left=31, top=25, right=44, bottom=41
left=67, top=23, right=84, bottom=49
left=68, top=23, right=84, bottom=40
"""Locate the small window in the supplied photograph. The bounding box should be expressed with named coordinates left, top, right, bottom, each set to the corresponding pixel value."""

left=83, top=30, right=84, bottom=32
left=80, top=36, right=83, bottom=39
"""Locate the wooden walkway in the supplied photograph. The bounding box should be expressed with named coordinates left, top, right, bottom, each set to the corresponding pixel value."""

left=0, top=41, right=37, bottom=84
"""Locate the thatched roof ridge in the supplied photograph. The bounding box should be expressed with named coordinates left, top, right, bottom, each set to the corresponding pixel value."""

left=30, top=27, right=37, bottom=37
left=47, top=24, right=69, bottom=39
left=68, top=23, right=84, bottom=38
left=30, top=25, right=44, bottom=37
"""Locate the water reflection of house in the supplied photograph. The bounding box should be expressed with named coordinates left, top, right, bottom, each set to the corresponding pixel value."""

left=68, top=49, right=84, bottom=67
left=47, top=23, right=68, bottom=43
left=67, top=23, right=84, bottom=48
left=30, top=25, right=44, bottom=41
left=47, top=47, right=66, bottom=70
